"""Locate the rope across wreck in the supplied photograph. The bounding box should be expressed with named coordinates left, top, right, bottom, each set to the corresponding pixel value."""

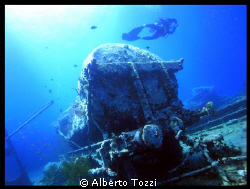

left=5, top=100, right=54, bottom=141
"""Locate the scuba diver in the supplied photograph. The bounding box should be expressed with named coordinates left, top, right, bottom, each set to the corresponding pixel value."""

left=122, top=18, right=178, bottom=41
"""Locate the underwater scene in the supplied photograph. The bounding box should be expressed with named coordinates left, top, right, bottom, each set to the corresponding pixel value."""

left=5, top=5, right=246, bottom=186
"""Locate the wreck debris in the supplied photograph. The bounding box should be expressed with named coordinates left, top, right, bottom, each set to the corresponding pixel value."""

left=158, top=155, right=246, bottom=185
left=187, top=93, right=246, bottom=134
left=184, top=86, right=225, bottom=110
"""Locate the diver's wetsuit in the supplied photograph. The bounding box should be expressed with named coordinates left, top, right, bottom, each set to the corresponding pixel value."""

left=122, top=18, right=178, bottom=41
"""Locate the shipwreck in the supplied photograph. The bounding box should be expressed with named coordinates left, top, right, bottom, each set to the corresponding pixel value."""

left=38, top=43, right=246, bottom=186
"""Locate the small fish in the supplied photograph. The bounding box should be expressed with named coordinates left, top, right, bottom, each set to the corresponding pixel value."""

left=37, top=142, right=41, bottom=144
left=73, top=64, right=78, bottom=67
left=91, top=26, right=97, bottom=29
left=52, top=150, right=58, bottom=155
left=60, top=109, right=62, bottom=113
left=49, top=89, right=52, bottom=93
left=36, top=151, right=40, bottom=154
left=45, top=47, right=49, bottom=49
left=50, top=79, right=54, bottom=81
left=146, top=46, right=150, bottom=49
left=43, top=143, right=51, bottom=146
left=44, top=85, right=47, bottom=88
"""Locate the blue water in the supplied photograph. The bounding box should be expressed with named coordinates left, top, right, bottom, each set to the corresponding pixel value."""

left=5, top=5, right=246, bottom=184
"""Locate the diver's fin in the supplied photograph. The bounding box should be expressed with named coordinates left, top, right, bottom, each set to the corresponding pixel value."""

left=122, top=33, right=140, bottom=41
left=149, top=28, right=156, bottom=33
left=122, top=26, right=144, bottom=41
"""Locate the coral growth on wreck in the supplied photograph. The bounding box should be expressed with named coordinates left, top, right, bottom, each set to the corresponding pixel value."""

left=40, top=156, right=94, bottom=186
left=61, top=156, right=94, bottom=185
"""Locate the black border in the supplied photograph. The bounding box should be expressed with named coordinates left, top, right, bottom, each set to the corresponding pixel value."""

left=2, top=2, right=248, bottom=187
